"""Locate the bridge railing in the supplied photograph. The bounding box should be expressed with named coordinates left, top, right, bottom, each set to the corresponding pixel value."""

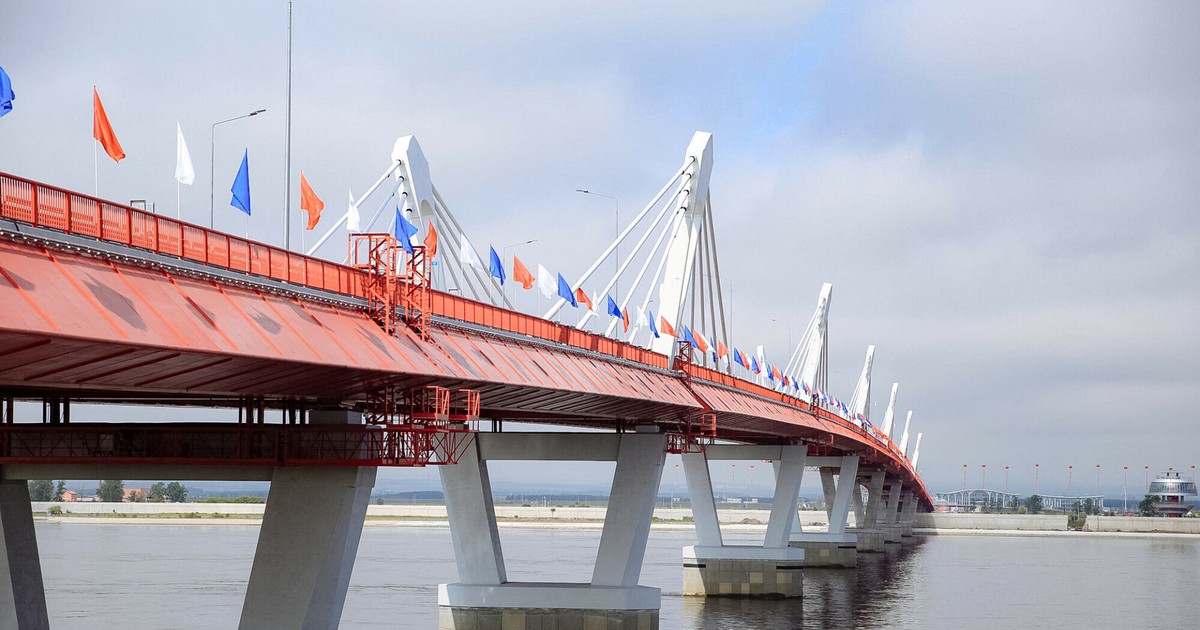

left=430, top=291, right=671, bottom=369
left=0, top=172, right=363, bottom=298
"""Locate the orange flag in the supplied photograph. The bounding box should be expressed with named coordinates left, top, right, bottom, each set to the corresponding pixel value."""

left=512, top=256, right=535, bottom=290
left=621, top=308, right=629, bottom=333
left=716, top=340, right=729, bottom=359
left=92, top=87, right=125, bottom=162
left=423, top=222, right=438, bottom=258
left=659, top=316, right=677, bottom=338
left=299, top=170, right=325, bottom=230
left=575, top=288, right=593, bottom=310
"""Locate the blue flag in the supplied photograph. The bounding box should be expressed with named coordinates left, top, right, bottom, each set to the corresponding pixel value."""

left=0, top=65, right=14, bottom=118
left=648, top=310, right=659, bottom=338
left=682, top=326, right=698, bottom=349
left=750, top=356, right=760, bottom=374
left=733, top=347, right=744, bottom=368
left=488, top=246, right=505, bottom=286
left=557, top=273, right=577, bottom=307
left=606, top=295, right=621, bottom=318
left=230, top=149, right=251, bottom=215
left=393, top=208, right=419, bottom=255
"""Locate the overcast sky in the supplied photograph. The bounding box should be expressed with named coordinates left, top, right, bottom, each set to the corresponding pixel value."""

left=2, top=1, right=1197, bottom=496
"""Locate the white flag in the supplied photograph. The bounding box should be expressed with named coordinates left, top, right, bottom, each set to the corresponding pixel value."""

left=460, top=235, right=484, bottom=269
left=635, top=307, right=648, bottom=328
left=537, top=264, right=556, bottom=299
left=346, top=190, right=361, bottom=231
left=174, top=122, right=195, bottom=185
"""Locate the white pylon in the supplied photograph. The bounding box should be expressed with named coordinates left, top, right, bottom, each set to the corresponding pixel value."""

left=881, top=383, right=899, bottom=439
left=847, top=345, right=875, bottom=423
left=783, top=283, right=833, bottom=393
left=899, top=410, right=912, bottom=457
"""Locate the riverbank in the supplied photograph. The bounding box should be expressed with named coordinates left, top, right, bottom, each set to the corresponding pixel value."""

left=31, top=503, right=1200, bottom=536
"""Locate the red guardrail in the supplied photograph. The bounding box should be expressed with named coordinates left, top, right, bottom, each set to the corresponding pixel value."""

left=0, top=172, right=363, bottom=297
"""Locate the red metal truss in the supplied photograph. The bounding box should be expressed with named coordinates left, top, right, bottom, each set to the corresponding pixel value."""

left=0, top=423, right=474, bottom=467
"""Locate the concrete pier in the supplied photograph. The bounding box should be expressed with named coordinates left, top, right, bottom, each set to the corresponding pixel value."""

left=438, top=431, right=666, bottom=629
left=682, top=444, right=808, bottom=598
left=0, top=477, right=49, bottom=630
left=789, top=455, right=860, bottom=568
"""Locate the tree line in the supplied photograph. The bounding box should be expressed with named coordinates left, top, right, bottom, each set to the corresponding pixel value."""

left=27, top=480, right=188, bottom=503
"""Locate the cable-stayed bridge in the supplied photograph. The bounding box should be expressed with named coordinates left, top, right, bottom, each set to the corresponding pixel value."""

left=0, top=132, right=931, bottom=629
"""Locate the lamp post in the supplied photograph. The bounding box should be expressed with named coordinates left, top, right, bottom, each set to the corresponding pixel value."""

left=769, top=318, right=792, bottom=351
left=1122, top=466, right=1128, bottom=513
left=211, top=109, right=266, bottom=229
left=981, top=464, right=987, bottom=488
left=1144, top=465, right=1150, bottom=490
left=1067, top=465, right=1073, bottom=492
left=1035, top=463, right=1040, bottom=491
left=1004, top=465, right=1010, bottom=493
left=575, top=189, right=619, bottom=296
left=962, top=464, right=967, bottom=488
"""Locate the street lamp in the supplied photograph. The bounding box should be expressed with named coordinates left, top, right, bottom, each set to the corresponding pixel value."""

left=1035, top=463, right=1040, bottom=491
left=981, top=464, right=987, bottom=488
left=1004, top=465, right=1010, bottom=493
left=575, top=189, right=619, bottom=296
left=769, top=318, right=792, bottom=351
left=211, top=109, right=267, bottom=228
left=1122, top=466, right=1129, bottom=513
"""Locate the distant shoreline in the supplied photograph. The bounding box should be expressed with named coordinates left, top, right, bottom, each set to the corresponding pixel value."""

left=33, top=514, right=1200, bottom=540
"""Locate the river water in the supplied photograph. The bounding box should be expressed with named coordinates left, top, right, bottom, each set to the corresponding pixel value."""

left=33, top=522, right=1200, bottom=628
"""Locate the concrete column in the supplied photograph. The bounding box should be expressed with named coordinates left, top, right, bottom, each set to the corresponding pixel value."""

left=239, top=465, right=377, bottom=630
left=852, top=482, right=866, bottom=526
left=863, top=472, right=885, bottom=526
left=440, top=439, right=506, bottom=585
left=240, top=407, right=376, bottom=630
left=825, top=456, right=859, bottom=535
left=681, top=452, right=722, bottom=547
left=852, top=471, right=888, bottom=552
left=683, top=445, right=805, bottom=598
left=789, top=456, right=858, bottom=568
left=820, top=468, right=837, bottom=521
left=592, top=432, right=667, bottom=587
left=0, top=478, right=49, bottom=630
left=882, top=483, right=902, bottom=524
left=440, top=433, right=661, bottom=629
left=764, top=445, right=806, bottom=548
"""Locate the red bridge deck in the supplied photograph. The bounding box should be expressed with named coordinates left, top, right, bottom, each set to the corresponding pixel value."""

left=0, top=172, right=930, bottom=507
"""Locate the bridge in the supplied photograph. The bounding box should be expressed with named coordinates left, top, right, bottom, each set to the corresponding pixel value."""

left=0, top=132, right=931, bottom=629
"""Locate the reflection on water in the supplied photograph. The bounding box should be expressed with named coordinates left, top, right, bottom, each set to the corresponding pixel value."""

left=32, top=523, right=1200, bottom=629
left=678, top=539, right=928, bottom=630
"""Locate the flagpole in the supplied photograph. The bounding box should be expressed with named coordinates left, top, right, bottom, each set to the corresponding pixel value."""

left=283, top=0, right=294, bottom=250
left=93, top=140, right=98, bottom=196
left=177, top=181, right=181, bottom=219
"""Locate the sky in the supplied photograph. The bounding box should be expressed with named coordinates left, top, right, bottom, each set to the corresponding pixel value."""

left=1, top=1, right=1197, bottom=497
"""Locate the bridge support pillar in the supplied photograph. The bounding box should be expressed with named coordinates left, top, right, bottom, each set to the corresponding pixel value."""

left=0, top=477, right=49, bottom=630
left=848, top=472, right=888, bottom=552
left=879, top=482, right=905, bottom=545
left=899, top=491, right=917, bottom=538
left=240, top=411, right=377, bottom=630
left=789, top=456, right=859, bottom=568
left=681, top=445, right=806, bottom=598
left=439, top=431, right=664, bottom=630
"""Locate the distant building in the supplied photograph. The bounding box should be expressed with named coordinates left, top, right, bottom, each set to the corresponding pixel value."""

left=123, top=488, right=149, bottom=502
left=1147, top=471, right=1196, bottom=517
left=59, top=490, right=79, bottom=502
